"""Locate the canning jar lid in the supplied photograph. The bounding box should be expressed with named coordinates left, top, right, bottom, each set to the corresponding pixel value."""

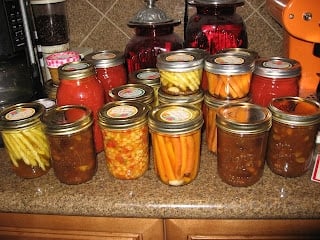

left=58, top=61, right=95, bottom=80
left=204, top=53, right=255, bottom=74
left=216, top=102, right=272, bottom=134
left=187, top=0, right=244, bottom=6
left=33, top=98, right=56, bottom=111
left=46, top=51, right=80, bottom=68
left=31, top=0, right=65, bottom=4
left=98, top=101, right=149, bottom=129
left=156, top=50, right=204, bottom=72
left=204, top=91, right=249, bottom=108
left=43, top=105, right=93, bottom=135
left=130, top=68, right=160, bottom=86
left=0, top=103, right=45, bottom=130
left=217, top=48, right=258, bottom=59
left=268, top=97, right=320, bottom=126
left=84, top=50, right=124, bottom=68
left=254, top=57, right=301, bottom=78
left=109, top=83, right=154, bottom=104
left=159, top=88, right=204, bottom=105
left=148, top=103, right=204, bottom=134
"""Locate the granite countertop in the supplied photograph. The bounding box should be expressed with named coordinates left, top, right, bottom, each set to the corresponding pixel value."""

left=0, top=141, right=319, bottom=220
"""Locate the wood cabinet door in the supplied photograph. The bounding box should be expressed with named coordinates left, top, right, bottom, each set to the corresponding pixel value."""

left=165, top=219, right=320, bottom=240
left=0, top=213, right=164, bottom=240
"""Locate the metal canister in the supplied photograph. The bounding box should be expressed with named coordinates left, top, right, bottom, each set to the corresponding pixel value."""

left=267, top=97, right=320, bottom=177
left=148, top=103, right=204, bottom=186
left=216, top=102, right=272, bottom=187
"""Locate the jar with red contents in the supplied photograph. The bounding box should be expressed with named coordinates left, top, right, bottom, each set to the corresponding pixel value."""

left=85, top=50, right=127, bottom=102
left=57, top=61, right=105, bottom=153
left=250, top=57, right=301, bottom=107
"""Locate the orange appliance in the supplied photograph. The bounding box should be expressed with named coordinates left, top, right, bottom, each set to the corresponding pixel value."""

left=266, top=0, right=320, bottom=97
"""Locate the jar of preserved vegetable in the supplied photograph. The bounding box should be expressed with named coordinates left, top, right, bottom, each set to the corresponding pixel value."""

left=250, top=57, right=301, bottom=107
left=216, top=102, right=272, bottom=187
left=43, top=105, right=96, bottom=184
left=148, top=103, right=204, bottom=186
left=98, top=101, right=149, bottom=180
left=157, top=49, right=204, bottom=95
left=0, top=103, right=51, bottom=178
left=85, top=50, right=128, bottom=102
left=267, top=97, right=320, bottom=178
left=57, top=61, right=105, bottom=153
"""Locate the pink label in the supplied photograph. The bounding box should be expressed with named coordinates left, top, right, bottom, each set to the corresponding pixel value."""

left=107, top=105, right=138, bottom=119
left=311, top=154, right=320, bottom=183
left=160, top=107, right=192, bottom=123
left=5, top=107, right=35, bottom=121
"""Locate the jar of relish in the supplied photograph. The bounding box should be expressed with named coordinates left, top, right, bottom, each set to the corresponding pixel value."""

left=57, top=61, right=105, bottom=153
left=250, top=57, right=301, bottom=107
left=85, top=50, right=128, bottom=102
left=267, top=97, right=320, bottom=177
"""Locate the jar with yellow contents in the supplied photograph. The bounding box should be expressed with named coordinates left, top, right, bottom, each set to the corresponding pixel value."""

left=98, top=101, right=150, bottom=179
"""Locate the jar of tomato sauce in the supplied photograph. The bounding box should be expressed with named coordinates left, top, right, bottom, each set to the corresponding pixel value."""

left=148, top=103, right=204, bottom=186
left=98, top=101, right=149, bottom=179
left=250, top=57, right=301, bottom=107
left=216, top=102, right=272, bottom=187
left=57, top=61, right=105, bottom=153
left=267, top=97, right=320, bottom=177
left=43, top=105, right=96, bottom=184
left=85, top=50, right=127, bottom=102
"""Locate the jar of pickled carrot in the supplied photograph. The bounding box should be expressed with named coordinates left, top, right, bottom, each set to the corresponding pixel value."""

left=204, top=53, right=255, bottom=99
left=216, top=102, right=272, bottom=187
left=148, top=103, right=204, bottom=186
left=267, top=97, right=320, bottom=177
left=98, top=101, right=149, bottom=179
left=250, top=57, right=301, bottom=107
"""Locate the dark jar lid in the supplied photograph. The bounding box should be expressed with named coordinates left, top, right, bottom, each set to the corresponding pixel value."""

left=84, top=50, right=124, bottom=68
left=58, top=61, right=95, bottom=80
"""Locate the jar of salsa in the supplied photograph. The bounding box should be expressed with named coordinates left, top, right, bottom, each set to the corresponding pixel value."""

left=57, top=61, right=105, bottom=153
left=0, top=103, right=51, bottom=178
left=216, top=102, right=272, bottom=186
left=98, top=101, right=149, bottom=179
left=250, top=57, right=301, bottom=107
left=148, top=103, right=204, bottom=186
left=43, top=105, right=96, bottom=184
left=85, top=50, right=127, bottom=102
left=267, top=97, right=320, bottom=177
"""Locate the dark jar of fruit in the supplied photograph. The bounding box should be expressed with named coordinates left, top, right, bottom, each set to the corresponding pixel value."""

left=267, top=97, right=320, bottom=178
left=216, top=102, right=272, bottom=187
left=124, top=0, right=183, bottom=74
left=43, top=105, right=97, bottom=184
left=184, top=0, right=248, bottom=54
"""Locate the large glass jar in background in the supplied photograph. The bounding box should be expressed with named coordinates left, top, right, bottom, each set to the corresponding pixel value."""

left=85, top=50, right=128, bottom=102
left=57, top=61, right=105, bottom=153
left=0, top=103, right=51, bottom=179
left=185, top=0, right=248, bottom=54
left=124, top=0, right=183, bottom=74
left=267, top=97, right=320, bottom=178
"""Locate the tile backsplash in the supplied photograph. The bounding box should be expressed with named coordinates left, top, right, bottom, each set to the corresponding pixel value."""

left=66, top=0, right=284, bottom=58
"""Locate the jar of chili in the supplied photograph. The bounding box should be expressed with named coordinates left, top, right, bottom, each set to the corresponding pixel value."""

left=267, top=97, right=320, bottom=178
left=98, top=101, right=150, bottom=180
left=57, top=61, right=105, bottom=153
left=43, top=105, right=96, bottom=184
left=85, top=50, right=127, bottom=102
left=250, top=57, right=301, bottom=107
left=0, top=103, right=51, bottom=178
left=148, top=103, right=204, bottom=186
left=216, top=102, right=272, bottom=187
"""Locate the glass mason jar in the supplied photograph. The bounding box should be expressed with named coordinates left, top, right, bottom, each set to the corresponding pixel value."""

left=0, top=103, right=51, bottom=178
left=250, top=57, right=301, bottom=107
left=267, top=97, right=320, bottom=177
left=216, top=102, right=272, bottom=187
left=204, top=52, right=255, bottom=99
left=148, top=103, right=204, bottom=186
left=85, top=50, right=128, bottom=103
left=185, top=0, right=248, bottom=54
left=98, top=101, right=150, bottom=180
left=157, top=49, right=204, bottom=95
left=43, top=105, right=96, bottom=184
left=57, top=61, right=105, bottom=153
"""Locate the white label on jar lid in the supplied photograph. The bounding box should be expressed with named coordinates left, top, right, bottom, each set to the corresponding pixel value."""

left=166, top=53, right=194, bottom=62
left=118, top=87, right=145, bottom=98
left=62, top=62, right=89, bottom=71
left=263, top=59, right=292, bottom=69
left=215, top=55, right=244, bottom=65
left=107, top=105, right=138, bottom=118
left=92, top=52, right=116, bottom=60
left=5, top=107, right=35, bottom=121
left=160, top=107, right=193, bottom=123
left=137, top=71, right=160, bottom=80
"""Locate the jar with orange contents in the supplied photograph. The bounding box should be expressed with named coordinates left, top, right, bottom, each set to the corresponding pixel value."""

left=148, top=103, right=204, bottom=186
left=98, top=101, right=149, bottom=180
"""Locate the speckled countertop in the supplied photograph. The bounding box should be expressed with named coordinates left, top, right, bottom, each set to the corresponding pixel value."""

left=0, top=142, right=319, bottom=220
